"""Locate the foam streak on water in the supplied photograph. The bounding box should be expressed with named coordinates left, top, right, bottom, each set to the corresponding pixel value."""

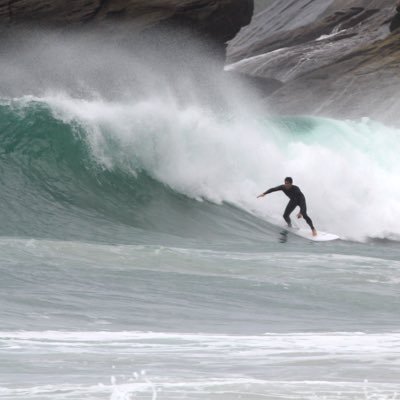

left=1, top=331, right=400, bottom=400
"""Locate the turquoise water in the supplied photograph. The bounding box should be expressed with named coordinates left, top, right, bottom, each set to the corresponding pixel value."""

left=0, top=33, right=400, bottom=400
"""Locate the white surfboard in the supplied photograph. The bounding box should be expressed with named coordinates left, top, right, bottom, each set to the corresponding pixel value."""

left=284, top=226, right=339, bottom=242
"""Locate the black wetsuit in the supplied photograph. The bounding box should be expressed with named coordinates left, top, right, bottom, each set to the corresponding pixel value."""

left=264, top=185, right=315, bottom=230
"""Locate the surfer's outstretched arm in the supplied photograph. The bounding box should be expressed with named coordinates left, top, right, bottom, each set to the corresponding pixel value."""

left=257, top=185, right=284, bottom=198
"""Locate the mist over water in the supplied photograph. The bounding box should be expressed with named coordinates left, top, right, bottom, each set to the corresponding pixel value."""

left=1, top=28, right=400, bottom=400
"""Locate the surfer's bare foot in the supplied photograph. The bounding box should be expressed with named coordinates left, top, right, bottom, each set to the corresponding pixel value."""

left=297, top=213, right=303, bottom=219
left=312, top=228, right=317, bottom=237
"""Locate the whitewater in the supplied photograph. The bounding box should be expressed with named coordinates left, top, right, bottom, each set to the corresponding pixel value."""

left=0, top=31, right=399, bottom=400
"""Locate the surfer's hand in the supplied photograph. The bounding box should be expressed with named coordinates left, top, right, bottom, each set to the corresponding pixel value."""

left=297, top=213, right=303, bottom=219
left=257, top=193, right=266, bottom=198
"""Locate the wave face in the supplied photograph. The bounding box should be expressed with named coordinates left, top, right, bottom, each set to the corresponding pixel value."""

left=1, top=96, right=400, bottom=243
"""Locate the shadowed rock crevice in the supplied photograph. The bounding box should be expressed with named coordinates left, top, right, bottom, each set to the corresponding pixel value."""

left=389, top=0, right=400, bottom=30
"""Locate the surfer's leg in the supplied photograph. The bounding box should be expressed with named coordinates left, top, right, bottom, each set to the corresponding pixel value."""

left=299, top=202, right=315, bottom=231
left=303, top=213, right=315, bottom=230
left=283, top=200, right=297, bottom=227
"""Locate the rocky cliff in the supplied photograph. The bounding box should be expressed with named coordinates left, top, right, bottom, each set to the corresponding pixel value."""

left=227, top=0, right=400, bottom=123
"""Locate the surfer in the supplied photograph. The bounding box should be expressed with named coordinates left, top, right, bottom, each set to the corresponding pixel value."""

left=257, top=177, right=317, bottom=236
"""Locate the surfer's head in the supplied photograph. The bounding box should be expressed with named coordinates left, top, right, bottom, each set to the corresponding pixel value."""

left=284, top=177, right=293, bottom=189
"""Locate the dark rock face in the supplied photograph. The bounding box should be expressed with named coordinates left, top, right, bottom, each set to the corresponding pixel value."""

left=390, top=0, right=400, bottom=30
left=0, top=0, right=253, bottom=48
left=227, top=0, right=400, bottom=122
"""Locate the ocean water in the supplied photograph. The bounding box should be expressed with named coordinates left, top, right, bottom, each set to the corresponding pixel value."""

left=0, top=32, right=400, bottom=400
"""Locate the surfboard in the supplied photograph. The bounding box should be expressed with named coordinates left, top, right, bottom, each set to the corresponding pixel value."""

left=283, top=226, right=339, bottom=242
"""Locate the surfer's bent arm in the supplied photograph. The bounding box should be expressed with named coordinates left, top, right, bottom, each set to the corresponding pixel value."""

left=257, top=185, right=283, bottom=198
